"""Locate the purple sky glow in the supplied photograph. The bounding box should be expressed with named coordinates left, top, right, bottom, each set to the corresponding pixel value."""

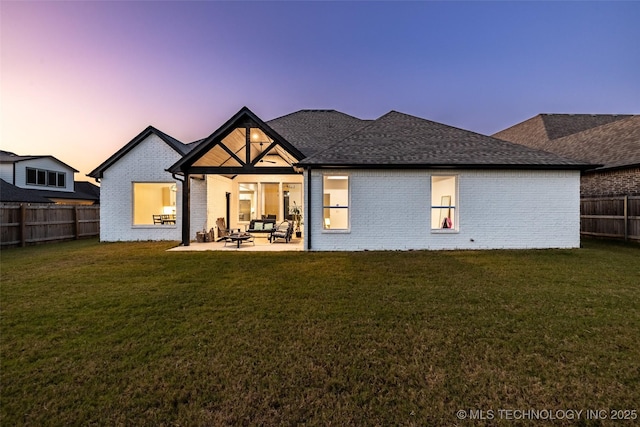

left=1, top=1, right=639, bottom=180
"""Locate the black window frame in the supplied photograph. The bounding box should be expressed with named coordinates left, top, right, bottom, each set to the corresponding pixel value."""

left=26, top=167, right=67, bottom=188
left=26, top=168, right=37, bottom=185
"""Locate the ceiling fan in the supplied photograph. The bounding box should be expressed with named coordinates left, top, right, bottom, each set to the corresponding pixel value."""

left=259, top=142, right=277, bottom=164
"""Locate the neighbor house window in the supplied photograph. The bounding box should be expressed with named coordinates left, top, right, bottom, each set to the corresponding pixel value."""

left=26, top=168, right=37, bottom=185
left=323, top=175, right=349, bottom=230
left=431, top=175, right=457, bottom=230
left=132, top=182, right=177, bottom=226
left=47, top=171, right=57, bottom=187
left=26, top=167, right=66, bottom=187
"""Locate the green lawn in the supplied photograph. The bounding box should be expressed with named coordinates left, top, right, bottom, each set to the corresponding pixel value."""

left=1, top=239, right=639, bottom=426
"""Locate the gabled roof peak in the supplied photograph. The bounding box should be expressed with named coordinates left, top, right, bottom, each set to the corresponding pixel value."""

left=88, top=125, right=188, bottom=179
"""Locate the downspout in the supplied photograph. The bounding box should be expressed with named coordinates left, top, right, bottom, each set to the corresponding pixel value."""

left=306, top=167, right=312, bottom=250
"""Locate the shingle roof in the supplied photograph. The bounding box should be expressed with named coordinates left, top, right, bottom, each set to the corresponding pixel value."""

left=297, top=111, right=590, bottom=169
left=73, top=181, right=101, bottom=202
left=0, top=179, right=54, bottom=203
left=0, top=179, right=100, bottom=204
left=541, top=114, right=632, bottom=140
left=0, top=151, right=79, bottom=172
left=493, top=114, right=639, bottom=170
left=0, top=151, right=40, bottom=163
left=267, top=110, right=370, bottom=157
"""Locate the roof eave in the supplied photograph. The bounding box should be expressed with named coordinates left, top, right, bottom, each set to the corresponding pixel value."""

left=295, top=162, right=595, bottom=171
left=586, top=163, right=639, bottom=173
left=89, top=126, right=186, bottom=179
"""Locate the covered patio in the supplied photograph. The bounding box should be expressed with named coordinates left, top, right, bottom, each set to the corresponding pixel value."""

left=168, top=107, right=306, bottom=247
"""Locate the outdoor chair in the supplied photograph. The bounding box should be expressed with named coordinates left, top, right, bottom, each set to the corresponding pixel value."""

left=216, top=217, right=239, bottom=242
left=269, top=220, right=293, bottom=243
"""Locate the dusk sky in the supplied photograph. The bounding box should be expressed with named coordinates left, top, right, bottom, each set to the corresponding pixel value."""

left=1, top=1, right=639, bottom=181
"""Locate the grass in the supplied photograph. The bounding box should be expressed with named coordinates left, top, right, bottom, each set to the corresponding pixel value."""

left=1, top=239, right=639, bottom=426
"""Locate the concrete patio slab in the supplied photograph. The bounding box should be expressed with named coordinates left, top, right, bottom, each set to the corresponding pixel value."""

left=168, top=236, right=303, bottom=252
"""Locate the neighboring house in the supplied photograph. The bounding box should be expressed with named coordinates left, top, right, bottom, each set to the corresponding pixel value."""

left=89, top=107, right=591, bottom=250
left=493, top=114, right=640, bottom=197
left=0, top=151, right=100, bottom=205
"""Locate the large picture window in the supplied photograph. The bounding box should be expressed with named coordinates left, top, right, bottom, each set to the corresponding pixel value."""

left=431, top=176, right=457, bottom=230
left=132, top=182, right=177, bottom=225
left=323, top=175, right=349, bottom=230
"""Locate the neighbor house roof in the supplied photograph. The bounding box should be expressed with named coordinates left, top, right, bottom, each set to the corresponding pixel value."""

left=493, top=114, right=639, bottom=171
left=73, top=181, right=101, bottom=202
left=0, top=151, right=79, bottom=172
left=297, top=111, right=591, bottom=169
left=0, top=179, right=55, bottom=203
left=0, top=179, right=100, bottom=204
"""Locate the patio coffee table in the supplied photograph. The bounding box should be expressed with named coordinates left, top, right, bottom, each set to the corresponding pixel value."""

left=225, top=233, right=254, bottom=248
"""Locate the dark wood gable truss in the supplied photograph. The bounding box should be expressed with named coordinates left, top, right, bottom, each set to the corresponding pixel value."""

left=167, top=107, right=305, bottom=245
left=168, top=107, right=305, bottom=176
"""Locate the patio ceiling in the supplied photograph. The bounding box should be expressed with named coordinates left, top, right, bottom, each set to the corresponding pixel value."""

left=192, top=127, right=298, bottom=171
left=168, top=107, right=306, bottom=177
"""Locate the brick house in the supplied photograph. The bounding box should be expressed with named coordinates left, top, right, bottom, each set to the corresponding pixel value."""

left=90, top=107, right=590, bottom=250
left=493, top=114, right=640, bottom=197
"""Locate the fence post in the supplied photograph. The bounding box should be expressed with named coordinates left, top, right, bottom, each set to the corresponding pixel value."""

left=624, top=195, right=628, bottom=242
left=74, top=206, right=80, bottom=240
left=20, top=204, right=27, bottom=247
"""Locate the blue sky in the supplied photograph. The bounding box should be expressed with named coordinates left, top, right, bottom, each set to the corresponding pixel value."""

left=1, top=1, right=639, bottom=179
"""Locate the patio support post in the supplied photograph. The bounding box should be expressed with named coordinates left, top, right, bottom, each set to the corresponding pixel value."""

left=182, top=173, right=191, bottom=246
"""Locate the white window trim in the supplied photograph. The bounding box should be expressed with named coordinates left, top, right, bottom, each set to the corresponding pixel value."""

left=26, top=167, right=66, bottom=188
left=321, top=173, right=351, bottom=233
left=131, top=181, right=178, bottom=227
left=430, top=174, right=459, bottom=234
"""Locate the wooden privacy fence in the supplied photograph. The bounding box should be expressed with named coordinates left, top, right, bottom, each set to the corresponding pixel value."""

left=0, top=205, right=99, bottom=248
left=581, top=196, right=640, bottom=242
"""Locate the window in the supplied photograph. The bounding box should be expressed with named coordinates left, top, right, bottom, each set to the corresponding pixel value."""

left=132, top=182, right=177, bottom=225
left=47, top=171, right=57, bottom=187
left=262, top=183, right=279, bottom=219
left=26, top=167, right=66, bottom=187
left=238, top=183, right=257, bottom=222
left=37, top=170, right=46, bottom=186
left=27, top=168, right=37, bottom=185
left=283, top=182, right=302, bottom=220
left=322, top=175, right=349, bottom=230
left=431, top=176, right=457, bottom=230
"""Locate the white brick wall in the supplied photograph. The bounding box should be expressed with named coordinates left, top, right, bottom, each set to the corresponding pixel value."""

left=99, top=134, right=206, bottom=242
left=306, top=169, right=581, bottom=251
